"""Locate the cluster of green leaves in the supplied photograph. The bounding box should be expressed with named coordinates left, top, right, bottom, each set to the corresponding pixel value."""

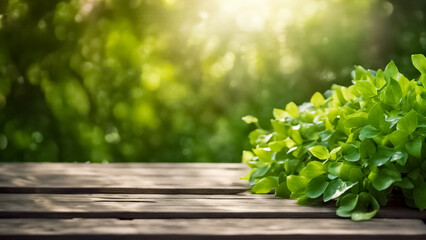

left=242, top=54, right=426, bottom=221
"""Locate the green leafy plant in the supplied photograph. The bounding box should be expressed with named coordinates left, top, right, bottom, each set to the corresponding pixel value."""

left=242, top=54, right=426, bottom=221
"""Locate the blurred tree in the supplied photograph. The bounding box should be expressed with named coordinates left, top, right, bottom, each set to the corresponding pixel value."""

left=0, top=0, right=424, bottom=162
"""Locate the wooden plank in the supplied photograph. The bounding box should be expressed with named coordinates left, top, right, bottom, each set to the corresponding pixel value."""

left=0, top=193, right=424, bottom=219
left=0, top=163, right=249, bottom=194
left=0, top=218, right=425, bottom=240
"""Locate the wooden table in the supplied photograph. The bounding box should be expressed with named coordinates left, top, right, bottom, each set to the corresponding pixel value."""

left=0, top=163, right=425, bottom=239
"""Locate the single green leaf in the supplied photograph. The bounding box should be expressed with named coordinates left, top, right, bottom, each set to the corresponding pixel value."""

left=397, top=110, right=418, bottom=134
left=286, top=175, right=310, bottom=194
left=355, top=80, right=377, bottom=98
left=359, top=125, right=380, bottom=141
left=413, top=181, right=426, bottom=211
left=300, top=161, right=326, bottom=179
left=351, top=210, right=377, bottom=221
left=345, top=112, right=368, bottom=128
left=306, top=176, right=329, bottom=198
left=412, top=54, right=426, bottom=74
left=269, top=141, right=286, bottom=152
left=368, top=103, right=385, bottom=130
left=420, top=73, right=426, bottom=88
left=242, top=115, right=258, bottom=124
left=368, top=150, right=394, bottom=167
left=284, top=138, right=296, bottom=148
left=394, top=178, right=414, bottom=189
left=360, top=139, right=376, bottom=159
left=310, top=92, right=325, bottom=107
left=248, top=165, right=270, bottom=185
left=390, top=151, right=408, bottom=166
left=342, top=144, right=360, bottom=162
left=387, top=129, right=409, bottom=147
left=353, top=65, right=367, bottom=80
left=383, top=60, right=398, bottom=81
left=242, top=151, right=254, bottom=164
left=369, top=167, right=401, bottom=191
left=273, top=108, right=289, bottom=120
left=323, top=178, right=357, bottom=202
left=286, top=102, right=299, bottom=118
left=338, top=193, right=359, bottom=212
left=329, top=146, right=341, bottom=160
left=253, top=148, right=273, bottom=163
left=350, top=192, right=379, bottom=221
left=292, top=129, right=303, bottom=145
left=328, top=162, right=342, bottom=177
left=372, top=69, right=386, bottom=89
left=308, top=145, right=330, bottom=160
left=348, top=167, right=363, bottom=183
left=248, top=129, right=268, bottom=145
left=252, top=176, right=278, bottom=194
left=406, top=136, right=422, bottom=157
left=381, top=78, right=402, bottom=106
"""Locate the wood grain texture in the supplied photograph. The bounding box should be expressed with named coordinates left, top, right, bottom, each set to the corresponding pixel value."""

left=0, top=218, right=425, bottom=240
left=0, top=163, right=249, bottom=194
left=0, top=193, right=424, bottom=219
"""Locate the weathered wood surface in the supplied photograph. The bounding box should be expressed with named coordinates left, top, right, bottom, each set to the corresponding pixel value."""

left=0, top=163, right=425, bottom=239
left=0, top=193, right=424, bottom=219
left=0, top=163, right=248, bottom=194
left=1, top=218, right=425, bottom=240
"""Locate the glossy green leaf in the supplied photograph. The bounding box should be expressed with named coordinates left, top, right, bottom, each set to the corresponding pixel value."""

left=345, top=112, right=369, bottom=128
left=310, top=92, right=326, bottom=107
left=323, top=178, right=357, bottom=202
left=412, top=54, right=426, bottom=74
left=300, top=161, right=326, bottom=179
left=306, top=176, right=329, bottom=198
left=381, top=78, right=402, bottom=106
left=286, top=102, right=299, bottom=118
left=360, top=139, right=376, bottom=159
left=355, top=80, right=377, bottom=98
left=351, top=210, right=378, bottom=221
left=252, top=176, right=278, bottom=194
left=369, top=167, right=401, bottom=191
left=287, top=175, right=310, bottom=193
left=338, top=193, right=359, bottom=212
left=273, top=108, right=289, bottom=120
left=342, top=144, right=360, bottom=162
left=368, top=103, right=385, bottom=130
left=269, top=141, right=286, bottom=152
left=397, top=110, right=418, bottom=134
left=359, top=125, right=380, bottom=140
left=406, top=136, right=422, bottom=157
left=383, top=60, right=398, bottom=81
left=328, top=162, right=342, bottom=177
left=387, top=129, right=409, bottom=147
left=242, top=151, right=254, bottom=164
left=394, top=178, right=414, bottom=189
left=308, top=145, right=330, bottom=160
left=390, top=151, right=408, bottom=166
left=253, top=148, right=273, bottom=163
left=248, top=165, right=270, bottom=185
left=368, top=150, right=394, bottom=167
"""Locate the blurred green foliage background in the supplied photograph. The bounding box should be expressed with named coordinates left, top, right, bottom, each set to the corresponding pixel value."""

left=0, top=0, right=425, bottom=162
